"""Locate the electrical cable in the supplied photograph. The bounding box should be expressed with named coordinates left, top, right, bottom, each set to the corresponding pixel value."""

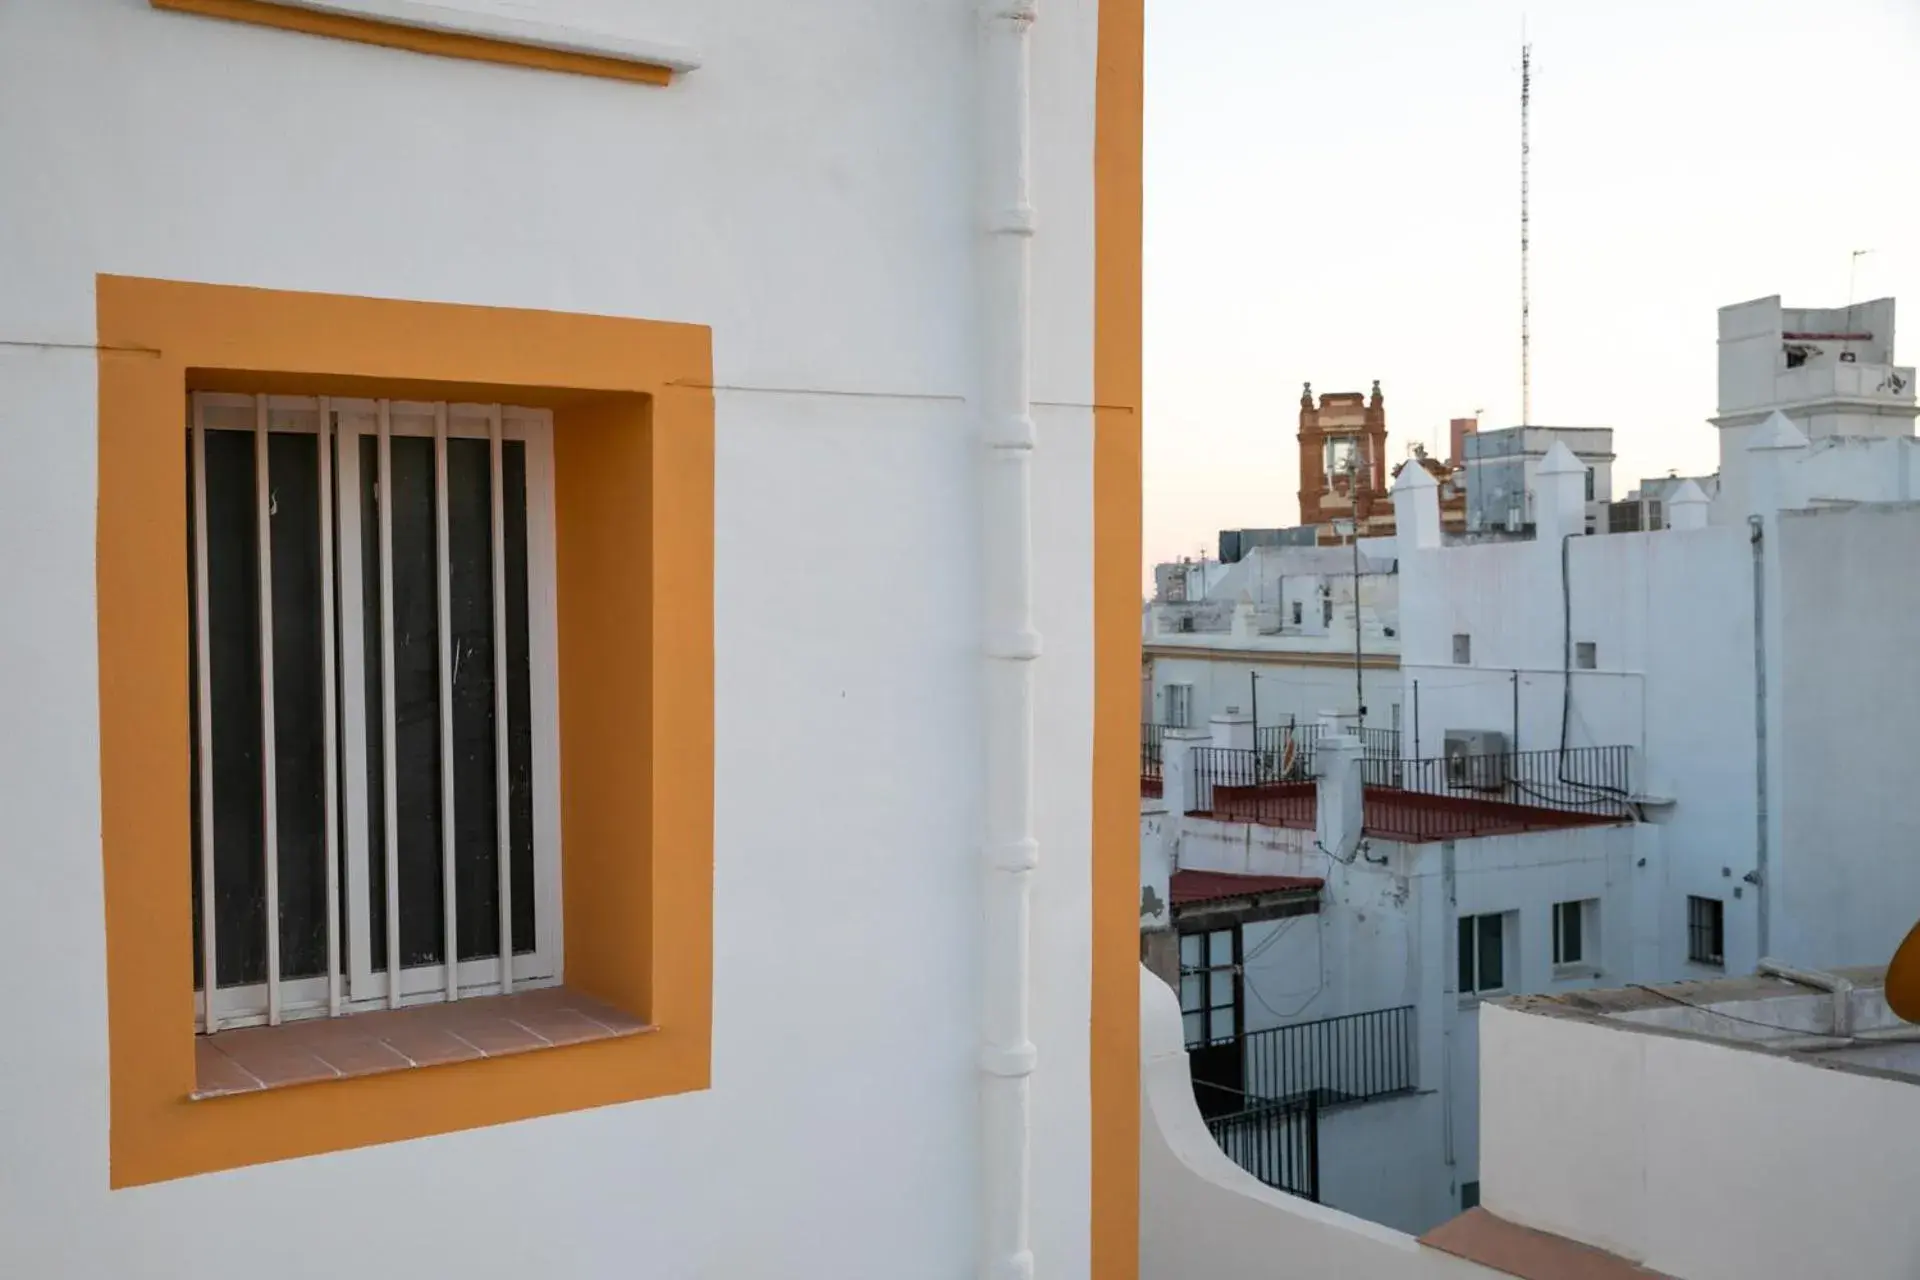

left=1625, top=983, right=1817, bottom=1036
left=1242, top=916, right=1327, bottom=1021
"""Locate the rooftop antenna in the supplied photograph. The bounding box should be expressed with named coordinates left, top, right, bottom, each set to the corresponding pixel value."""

left=1520, top=33, right=1532, bottom=427
left=1844, top=248, right=1874, bottom=363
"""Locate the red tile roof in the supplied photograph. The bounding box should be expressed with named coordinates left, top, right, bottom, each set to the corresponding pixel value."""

left=1201, top=781, right=1626, bottom=843
left=1422, top=1209, right=1675, bottom=1279
left=1169, top=869, right=1322, bottom=907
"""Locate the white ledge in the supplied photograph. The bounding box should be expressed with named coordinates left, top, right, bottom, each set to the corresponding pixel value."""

left=261, top=0, right=701, bottom=72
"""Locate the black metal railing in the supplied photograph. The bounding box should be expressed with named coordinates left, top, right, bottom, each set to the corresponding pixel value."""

left=1186, top=742, right=1635, bottom=838
left=1306, top=722, right=1402, bottom=761
left=1251, top=722, right=1313, bottom=772
left=1141, top=722, right=1165, bottom=780
left=1205, top=1095, right=1319, bottom=1202
left=1244, top=1006, right=1417, bottom=1106
left=1186, top=745, right=1314, bottom=826
left=1254, top=721, right=1402, bottom=765
left=1379, top=746, right=1633, bottom=814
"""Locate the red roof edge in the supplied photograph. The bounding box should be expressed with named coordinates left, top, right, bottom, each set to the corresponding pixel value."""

left=1421, top=1208, right=1676, bottom=1280
left=1169, top=869, right=1323, bottom=907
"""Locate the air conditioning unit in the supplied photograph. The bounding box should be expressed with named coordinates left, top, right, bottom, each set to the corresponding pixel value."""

left=1443, top=730, right=1509, bottom=791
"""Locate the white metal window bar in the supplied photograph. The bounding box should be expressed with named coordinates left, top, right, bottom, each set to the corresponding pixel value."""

left=189, top=393, right=563, bottom=1033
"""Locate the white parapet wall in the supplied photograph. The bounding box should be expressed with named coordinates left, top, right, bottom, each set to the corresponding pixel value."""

left=1481, top=998, right=1920, bottom=1280
left=1139, top=965, right=1498, bottom=1279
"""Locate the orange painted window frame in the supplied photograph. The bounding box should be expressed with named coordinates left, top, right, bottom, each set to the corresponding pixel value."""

left=147, top=0, right=679, bottom=86
left=96, top=275, right=714, bottom=1188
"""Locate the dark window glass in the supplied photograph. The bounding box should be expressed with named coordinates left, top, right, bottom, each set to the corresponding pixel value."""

left=1477, top=914, right=1504, bottom=992
left=199, top=428, right=268, bottom=989
left=1688, top=896, right=1724, bottom=966
left=268, top=432, right=329, bottom=980
left=359, top=435, right=389, bottom=972
left=1457, top=916, right=1475, bottom=993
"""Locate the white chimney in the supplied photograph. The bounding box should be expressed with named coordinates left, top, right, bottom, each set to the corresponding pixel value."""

left=1392, top=459, right=1441, bottom=551
left=1159, top=727, right=1211, bottom=820
left=1666, top=478, right=1710, bottom=530
left=1746, top=410, right=1809, bottom=518
left=1209, top=709, right=1253, bottom=751
left=1314, top=730, right=1365, bottom=863
left=1534, top=441, right=1587, bottom=542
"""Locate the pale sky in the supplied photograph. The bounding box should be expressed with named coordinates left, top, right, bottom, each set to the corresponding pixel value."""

left=1144, top=0, right=1920, bottom=580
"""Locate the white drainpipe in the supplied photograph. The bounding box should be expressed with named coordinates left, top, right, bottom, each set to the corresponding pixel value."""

left=978, top=2, right=1039, bottom=1277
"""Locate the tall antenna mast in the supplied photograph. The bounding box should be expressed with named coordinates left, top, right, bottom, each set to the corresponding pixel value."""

left=1520, top=37, right=1532, bottom=427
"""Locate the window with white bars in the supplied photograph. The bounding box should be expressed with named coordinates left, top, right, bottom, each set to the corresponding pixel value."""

left=1165, top=683, right=1194, bottom=729
left=188, top=393, right=562, bottom=1033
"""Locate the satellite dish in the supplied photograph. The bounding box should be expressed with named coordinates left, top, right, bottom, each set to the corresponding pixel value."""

left=1887, top=916, right=1920, bottom=1023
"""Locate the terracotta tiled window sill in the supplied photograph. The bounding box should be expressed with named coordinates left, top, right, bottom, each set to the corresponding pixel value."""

left=192, top=987, right=650, bottom=1099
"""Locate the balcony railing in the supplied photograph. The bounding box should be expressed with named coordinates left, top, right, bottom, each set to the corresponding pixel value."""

left=1142, top=722, right=1165, bottom=779
left=1244, top=1006, right=1417, bottom=1106
left=1186, top=743, right=1634, bottom=840
left=1205, top=1094, right=1318, bottom=1203
left=1187, top=745, right=1315, bottom=825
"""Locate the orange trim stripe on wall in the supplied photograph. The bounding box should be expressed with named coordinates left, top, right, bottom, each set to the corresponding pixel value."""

left=148, top=0, right=679, bottom=86
left=1092, top=0, right=1145, bottom=1275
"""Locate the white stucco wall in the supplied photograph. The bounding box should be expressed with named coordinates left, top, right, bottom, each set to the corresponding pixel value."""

left=1314, top=1091, right=1452, bottom=1237
left=1776, top=503, right=1920, bottom=970
left=1147, top=652, right=1403, bottom=740
left=1398, top=522, right=1764, bottom=977
left=1403, top=469, right=1920, bottom=982
left=1140, top=968, right=1497, bottom=1280
left=0, top=2, right=1102, bottom=1275
left=1481, top=1002, right=1920, bottom=1280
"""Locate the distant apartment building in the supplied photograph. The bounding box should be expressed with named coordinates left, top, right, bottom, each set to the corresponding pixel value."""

left=1400, top=293, right=1919, bottom=981
left=1711, top=294, right=1917, bottom=519
left=1461, top=424, right=1615, bottom=533
left=1144, top=543, right=1404, bottom=746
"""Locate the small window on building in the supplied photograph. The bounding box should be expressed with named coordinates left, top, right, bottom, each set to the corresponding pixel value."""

left=1687, top=895, right=1725, bottom=967
left=1322, top=594, right=1334, bottom=628
left=1165, top=683, right=1194, bottom=730
left=1553, top=899, right=1596, bottom=967
left=1452, top=633, right=1472, bottom=665
left=1585, top=467, right=1596, bottom=501
left=1290, top=600, right=1303, bottom=626
left=1575, top=641, right=1597, bottom=670
left=1647, top=499, right=1664, bottom=531
left=1457, top=912, right=1510, bottom=995
left=1460, top=1181, right=1481, bottom=1211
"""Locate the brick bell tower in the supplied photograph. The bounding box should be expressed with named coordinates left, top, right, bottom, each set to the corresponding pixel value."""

left=1298, top=380, right=1389, bottom=539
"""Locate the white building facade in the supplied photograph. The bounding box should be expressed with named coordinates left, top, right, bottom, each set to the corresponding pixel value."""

left=1143, top=727, right=1657, bottom=1235
left=1145, top=544, right=1405, bottom=744
left=1460, top=425, right=1615, bottom=534
left=1712, top=294, right=1916, bottom=520
left=0, top=2, right=1147, bottom=1276
left=1394, top=294, right=1920, bottom=980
